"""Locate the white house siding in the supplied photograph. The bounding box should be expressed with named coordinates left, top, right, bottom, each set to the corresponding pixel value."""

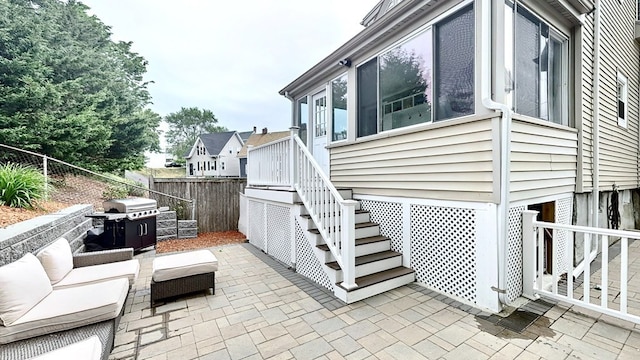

left=218, top=136, right=243, bottom=177
left=510, top=117, right=578, bottom=203
left=187, top=139, right=217, bottom=177
left=330, top=116, right=498, bottom=203
left=579, top=12, right=594, bottom=192
left=597, top=1, right=640, bottom=190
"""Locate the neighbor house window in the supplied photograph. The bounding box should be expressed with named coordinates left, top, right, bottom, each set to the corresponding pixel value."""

left=221, top=162, right=225, bottom=170
left=356, top=4, right=474, bottom=137
left=509, top=3, right=568, bottom=126
left=297, top=97, right=309, bottom=145
left=332, top=73, right=348, bottom=141
left=617, top=71, right=628, bottom=128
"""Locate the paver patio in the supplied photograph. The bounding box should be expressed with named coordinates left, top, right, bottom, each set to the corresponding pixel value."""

left=110, top=243, right=640, bottom=360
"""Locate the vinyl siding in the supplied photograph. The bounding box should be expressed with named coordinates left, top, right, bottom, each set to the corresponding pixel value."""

left=580, top=12, right=594, bottom=192
left=596, top=1, right=640, bottom=190
left=510, top=118, right=578, bottom=203
left=330, top=116, right=498, bottom=203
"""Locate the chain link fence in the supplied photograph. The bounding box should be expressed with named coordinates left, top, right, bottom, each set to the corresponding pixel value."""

left=0, top=143, right=194, bottom=219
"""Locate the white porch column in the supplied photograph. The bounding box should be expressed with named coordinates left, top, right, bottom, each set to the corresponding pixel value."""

left=522, top=210, right=539, bottom=300
left=475, top=203, right=501, bottom=312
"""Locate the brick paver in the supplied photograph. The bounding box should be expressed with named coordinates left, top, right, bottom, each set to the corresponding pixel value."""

left=110, top=243, right=640, bottom=359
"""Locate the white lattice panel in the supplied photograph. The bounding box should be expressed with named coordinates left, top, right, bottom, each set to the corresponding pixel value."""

left=360, top=200, right=403, bottom=252
left=410, top=205, right=477, bottom=303
left=248, top=200, right=265, bottom=250
left=266, top=204, right=292, bottom=266
left=507, top=206, right=526, bottom=303
left=555, top=197, right=573, bottom=274
left=295, top=219, right=333, bottom=291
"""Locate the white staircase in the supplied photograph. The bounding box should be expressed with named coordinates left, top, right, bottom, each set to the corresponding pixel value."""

left=296, top=188, right=415, bottom=303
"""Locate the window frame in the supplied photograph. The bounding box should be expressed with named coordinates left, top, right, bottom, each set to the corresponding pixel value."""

left=617, top=71, right=628, bottom=128
left=508, top=2, right=570, bottom=126
left=331, top=72, right=349, bottom=142
left=355, top=0, right=474, bottom=138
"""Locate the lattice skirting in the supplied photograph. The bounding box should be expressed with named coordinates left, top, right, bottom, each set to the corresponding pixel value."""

left=248, top=200, right=266, bottom=250
left=410, top=205, right=478, bottom=304
left=294, top=218, right=333, bottom=291
left=247, top=199, right=293, bottom=266
left=360, top=200, right=403, bottom=253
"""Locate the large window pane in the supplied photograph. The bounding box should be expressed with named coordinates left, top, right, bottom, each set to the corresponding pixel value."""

left=332, top=74, right=348, bottom=141
left=297, top=97, right=308, bottom=145
left=514, top=6, right=567, bottom=126
left=379, top=29, right=432, bottom=131
left=435, top=5, right=475, bottom=121
left=357, top=58, right=378, bottom=137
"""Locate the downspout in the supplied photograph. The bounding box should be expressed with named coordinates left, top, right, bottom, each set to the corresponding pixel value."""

left=481, top=0, right=511, bottom=306
left=591, top=0, right=601, bottom=230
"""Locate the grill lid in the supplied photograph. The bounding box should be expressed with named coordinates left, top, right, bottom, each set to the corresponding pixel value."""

left=103, top=198, right=157, bottom=213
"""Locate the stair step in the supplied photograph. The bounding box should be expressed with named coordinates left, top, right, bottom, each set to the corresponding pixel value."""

left=308, top=221, right=379, bottom=236
left=325, top=250, right=400, bottom=270
left=299, top=209, right=369, bottom=220
left=336, top=266, right=415, bottom=291
left=316, top=235, right=390, bottom=252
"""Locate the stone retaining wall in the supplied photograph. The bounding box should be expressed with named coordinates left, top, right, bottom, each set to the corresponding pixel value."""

left=0, top=204, right=94, bottom=266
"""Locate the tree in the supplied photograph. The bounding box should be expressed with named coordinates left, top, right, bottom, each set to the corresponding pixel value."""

left=165, top=107, right=227, bottom=161
left=0, top=0, right=160, bottom=172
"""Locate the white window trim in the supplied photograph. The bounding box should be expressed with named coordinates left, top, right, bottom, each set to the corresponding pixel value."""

left=617, top=71, right=628, bottom=128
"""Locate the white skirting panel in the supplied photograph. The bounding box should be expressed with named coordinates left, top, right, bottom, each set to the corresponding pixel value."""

left=354, top=194, right=499, bottom=312
left=294, top=218, right=334, bottom=291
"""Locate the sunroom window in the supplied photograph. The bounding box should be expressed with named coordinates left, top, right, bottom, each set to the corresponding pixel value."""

left=332, top=74, right=348, bottom=141
left=508, top=3, right=568, bottom=126
left=357, top=4, right=474, bottom=137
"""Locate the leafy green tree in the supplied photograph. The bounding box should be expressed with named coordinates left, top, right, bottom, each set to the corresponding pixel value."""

left=165, top=107, right=227, bottom=161
left=0, top=0, right=160, bottom=171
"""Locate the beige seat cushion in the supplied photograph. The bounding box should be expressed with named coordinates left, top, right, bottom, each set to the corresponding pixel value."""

left=36, top=238, right=73, bottom=284
left=152, top=250, right=218, bottom=282
left=0, top=253, right=53, bottom=326
left=0, top=278, right=128, bottom=344
left=29, top=335, right=102, bottom=360
left=53, top=259, right=140, bottom=289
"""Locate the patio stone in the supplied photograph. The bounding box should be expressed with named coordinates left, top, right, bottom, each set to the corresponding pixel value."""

left=108, top=243, right=640, bottom=360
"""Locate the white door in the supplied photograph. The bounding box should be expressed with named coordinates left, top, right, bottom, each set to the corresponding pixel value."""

left=312, top=91, right=329, bottom=175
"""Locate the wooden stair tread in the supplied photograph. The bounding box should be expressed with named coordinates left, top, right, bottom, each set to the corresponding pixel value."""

left=308, top=221, right=378, bottom=235
left=300, top=209, right=368, bottom=220
left=325, top=250, right=400, bottom=270
left=336, top=267, right=415, bottom=291
left=316, top=236, right=390, bottom=251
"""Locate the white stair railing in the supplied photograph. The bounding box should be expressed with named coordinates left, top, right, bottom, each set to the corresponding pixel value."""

left=291, top=134, right=357, bottom=290
left=246, top=131, right=357, bottom=289
left=522, top=210, right=640, bottom=325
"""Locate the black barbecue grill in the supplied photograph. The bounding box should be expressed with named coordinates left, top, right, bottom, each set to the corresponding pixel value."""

left=88, top=198, right=158, bottom=251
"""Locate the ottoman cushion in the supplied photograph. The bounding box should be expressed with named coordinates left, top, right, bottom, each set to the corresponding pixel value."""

left=152, top=250, right=218, bottom=282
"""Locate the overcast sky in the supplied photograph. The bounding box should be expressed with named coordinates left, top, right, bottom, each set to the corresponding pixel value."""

left=81, top=0, right=379, bottom=150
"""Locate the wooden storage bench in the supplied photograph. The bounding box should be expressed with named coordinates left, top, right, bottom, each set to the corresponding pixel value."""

left=150, top=250, right=218, bottom=306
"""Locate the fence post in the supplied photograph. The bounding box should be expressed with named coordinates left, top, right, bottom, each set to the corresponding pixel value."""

left=340, top=200, right=358, bottom=290
left=522, top=210, right=539, bottom=300
left=289, top=126, right=299, bottom=189
left=42, top=155, right=49, bottom=200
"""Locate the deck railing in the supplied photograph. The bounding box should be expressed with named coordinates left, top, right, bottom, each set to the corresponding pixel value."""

left=522, top=210, right=640, bottom=325
left=246, top=137, right=292, bottom=187
left=247, top=131, right=357, bottom=289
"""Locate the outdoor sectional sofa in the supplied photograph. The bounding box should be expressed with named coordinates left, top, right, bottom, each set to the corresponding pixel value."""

left=0, top=238, right=139, bottom=360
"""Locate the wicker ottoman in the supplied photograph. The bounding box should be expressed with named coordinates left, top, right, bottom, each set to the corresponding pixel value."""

left=151, top=250, right=218, bottom=306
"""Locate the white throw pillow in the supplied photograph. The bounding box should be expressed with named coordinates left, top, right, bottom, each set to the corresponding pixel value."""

left=36, top=238, right=73, bottom=284
left=0, top=253, right=53, bottom=326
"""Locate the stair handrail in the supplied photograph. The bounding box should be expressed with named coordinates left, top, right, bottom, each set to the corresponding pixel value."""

left=291, top=134, right=358, bottom=290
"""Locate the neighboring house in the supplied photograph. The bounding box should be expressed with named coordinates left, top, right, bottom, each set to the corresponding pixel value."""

left=240, top=0, right=640, bottom=313
left=185, top=131, right=244, bottom=177
left=238, top=130, right=254, bottom=144
left=238, top=129, right=290, bottom=177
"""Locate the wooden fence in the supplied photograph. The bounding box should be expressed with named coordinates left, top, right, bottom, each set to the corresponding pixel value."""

left=150, top=178, right=246, bottom=233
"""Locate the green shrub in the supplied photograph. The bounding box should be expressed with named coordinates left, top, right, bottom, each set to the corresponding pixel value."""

left=101, top=174, right=147, bottom=200
left=0, top=163, right=47, bottom=209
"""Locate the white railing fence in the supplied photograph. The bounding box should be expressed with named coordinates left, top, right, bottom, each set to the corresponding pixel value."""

left=246, top=131, right=357, bottom=289
left=246, top=137, right=292, bottom=187
left=522, top=210, right=640, bottom=325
